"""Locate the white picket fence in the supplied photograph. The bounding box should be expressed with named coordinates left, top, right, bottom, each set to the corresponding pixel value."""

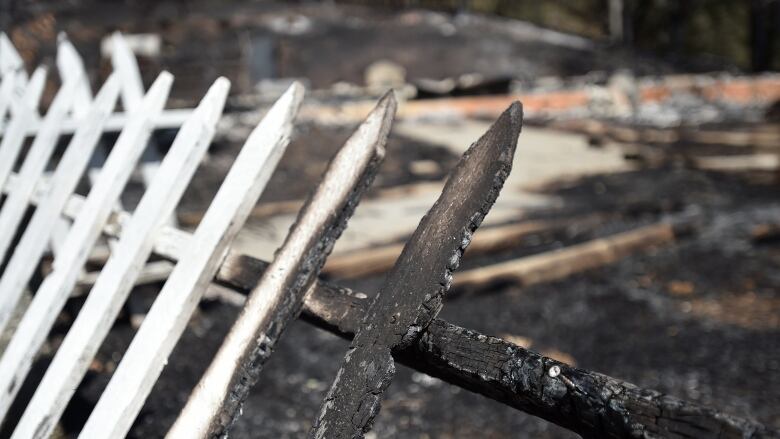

left=0, top=33, right=303, bottom=438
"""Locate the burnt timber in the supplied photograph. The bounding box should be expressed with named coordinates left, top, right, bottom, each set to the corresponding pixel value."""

left=170, top=93, right=396, bottom=438
left=310, top=102, right=521, bottom=438
left=215, top=252, right=778, bottom=439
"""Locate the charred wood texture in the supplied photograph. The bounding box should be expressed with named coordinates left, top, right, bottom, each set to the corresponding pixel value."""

left=215, top=255, right=779, bottom=439
left=310, top=101, right=522, bottom=438
left=173, top=92, right=396, bottom=438
left=217, top=239, right=777, bottom=438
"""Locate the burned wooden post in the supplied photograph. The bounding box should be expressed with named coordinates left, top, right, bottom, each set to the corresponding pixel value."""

left=310, top=102, right=522, bottom=438
left=168, top=92, right=397, bottom=438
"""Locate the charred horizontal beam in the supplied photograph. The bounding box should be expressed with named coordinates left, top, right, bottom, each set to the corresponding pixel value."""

left=215, top=253, right=779, bottom=439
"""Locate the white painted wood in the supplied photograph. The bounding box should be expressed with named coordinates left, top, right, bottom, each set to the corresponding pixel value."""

left=56, top=33, right=93, bottom=118
left=4, top=108, right=193, bottom=136
left=0, top=67, right=44, bottom=133
left=0, top=72, right=169, bottom=423
left=22, top=66, right=46, bottom=110
left=111, top=32, right=145, bottom=112
left=0, top=71, right=18, bottom=123
left=168, top=86, right=387, bottom=439
left=0, top=79, right=78, bottom=267
left=2, top=66, right=46, bottom=122
left=2, top=174, right=192, bottom=261
left=81, top=82, right=304, bottom=439
left=10, top=77, right=228, bottom=439
left=0, top=66, right=45, bottom=127
left=0, top=74, right=120, bottom=333
left=0, top=33, right=25, bottom=78
left=0, top=87, right=36, bottom=202
left=76, top=259, right=175, bottom=291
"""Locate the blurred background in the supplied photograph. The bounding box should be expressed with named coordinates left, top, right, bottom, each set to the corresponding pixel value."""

left=1, top=1, right=778, bottom=438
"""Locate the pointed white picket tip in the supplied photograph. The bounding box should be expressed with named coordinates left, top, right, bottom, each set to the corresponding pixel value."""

left=57, top=33, right=93, bottom=116
left=0, top=33, right=25, bottom=77
left=0, top=73, right=120, bottom=334
left=111, top=32, right=145, bottom=112
left=80, top=82, right=304, bottom=439
left=12, top=77, right=226, bottom=439
left=0, top=71, right=167, bottom=426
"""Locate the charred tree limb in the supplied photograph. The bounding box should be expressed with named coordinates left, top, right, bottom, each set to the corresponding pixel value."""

left=215, top=253, right=779, bottom=439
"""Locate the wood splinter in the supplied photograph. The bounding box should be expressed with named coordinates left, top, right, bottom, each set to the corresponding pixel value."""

left=310, top=101, right=522, bottom=438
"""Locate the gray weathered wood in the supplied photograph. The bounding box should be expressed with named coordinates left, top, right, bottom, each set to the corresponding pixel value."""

left=169, top=92, right=396, bottom=439
left=11, top=77, right=229, bottom=439
left=311, top=101, right=522, bottom=438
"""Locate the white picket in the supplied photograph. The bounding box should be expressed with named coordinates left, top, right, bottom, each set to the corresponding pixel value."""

left=22, top=66, right=46, bottom=110
left=0, top=75, right=120, bottom=333
left=0, top=71, right=17, bottom=122
left=0, top=73, right=171, bottom=422
left=0, top=79, right=78, bottom=265
left=10, top=77, right=229, bottom=439
left=0, top=33, right=25, bottom=78
left=57, top=33, right=93, bottom=118
left=0, top=87, right=37, bottom=204
left=79, top=82, right=304, bottom=439
left=111, top=32, right=145, bottom=112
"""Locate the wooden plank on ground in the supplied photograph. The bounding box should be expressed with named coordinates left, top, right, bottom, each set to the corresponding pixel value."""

left=10, top=77, right=228, bottom=439
left=169, top=91, right=395, bottom=439
left=79, top=82, right=305, bottom=439
left=323, top=215, right=603, bottom=278
left=453, top=221, right=685, bottom=292
left=0, top=76, right=120, bottom=330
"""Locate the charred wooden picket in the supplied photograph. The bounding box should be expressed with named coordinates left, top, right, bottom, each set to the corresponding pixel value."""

left=170, top=92, right=396, bottom=438
left=312, top=103, right=522, bottom=438
left=310, top=101, right=522, bottom=438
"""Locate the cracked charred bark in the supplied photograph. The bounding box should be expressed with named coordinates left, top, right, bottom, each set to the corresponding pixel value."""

left=170, top=93, right=396, bottom=438
left=309, top=102, right=522, bottom=438
left=215, top=254, right=778, bottom=439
